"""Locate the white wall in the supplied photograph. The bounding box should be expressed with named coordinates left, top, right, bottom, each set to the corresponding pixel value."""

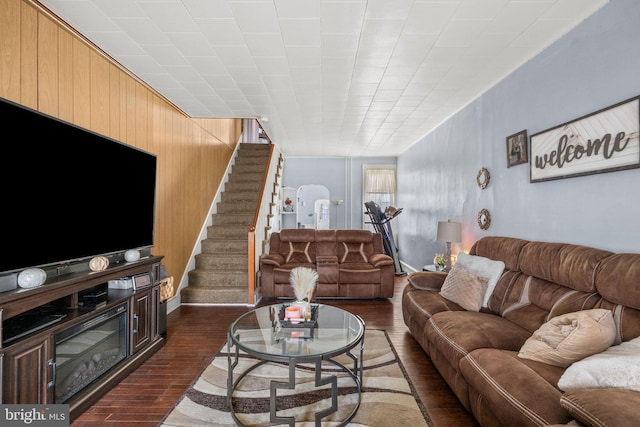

left=281, top=157, right=397, bottom=229
left=397, top=0, right=640, bottom=271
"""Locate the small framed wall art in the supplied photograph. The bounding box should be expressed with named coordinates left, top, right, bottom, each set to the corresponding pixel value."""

left=506, top=129, right=528, bottom=168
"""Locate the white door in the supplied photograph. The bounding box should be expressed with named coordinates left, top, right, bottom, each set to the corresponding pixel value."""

left=315, top=199, right=330, bottom=229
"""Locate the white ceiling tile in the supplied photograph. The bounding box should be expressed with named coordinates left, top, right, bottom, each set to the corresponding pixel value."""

left=187, top=56, right=226, bottom=74
left=143, top=45, right=189, bottom=66
left=202, top=74, right=238, bottom=89
left=490, top=2, right=550, bottom=33
left=244, top=34, right=287, bottom=56
left=321, top=33, right=359, bottom=57
left=404, top=2, right=459, bottom=35
left=96, top=0, right=146, bottom=18
left=181, top=0, right=235, bottom=19
left=138, top=72, right=182, bottom=89
left=165, top=33, right=216, bottom=57
left=216, top=88, right=247, bottom=101
left=274, top=0, right=320, bottom=19
left=37, top=0, right=609, bottom=156
left=195, top=19, right=245, bottom=45
left=437, top=19, right=491, bottom=47
left=286, top=46, right=322, bottom=67
left=235, top=82, right=268, bottom=96
left=164, top=65, right=206, bottom=81
left=453, top=0, right=509, bottom=20
left=114, top=18, right=172, bottom=44
left=320, top=1, right=366, bottom=33
left=181, top=80, right=217, bottom=96
left=137, top=2, right=200, bottom=32
left=253, top=57, right=291, bottom=75
left=280, top=20, right=321, bottom=46
left=365, top=0, right=414, bottom=20
left=214, top=46, right=255, bottom=67
left=227, top=67, right=263, bottom=83
left=230, top=2, right=280, bottom=33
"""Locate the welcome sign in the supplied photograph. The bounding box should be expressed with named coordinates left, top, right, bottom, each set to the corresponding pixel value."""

left=530, top=96, right=640, bottom=183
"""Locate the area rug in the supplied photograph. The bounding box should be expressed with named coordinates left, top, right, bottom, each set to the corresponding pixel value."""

left=160, top=329, right=432, bottom=426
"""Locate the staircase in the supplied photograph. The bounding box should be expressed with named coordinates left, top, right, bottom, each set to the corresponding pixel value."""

left=181, top=143, right=272, bottom=304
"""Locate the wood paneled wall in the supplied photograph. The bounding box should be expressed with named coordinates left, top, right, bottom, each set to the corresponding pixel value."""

left=0, top=0, right=242, bottom=291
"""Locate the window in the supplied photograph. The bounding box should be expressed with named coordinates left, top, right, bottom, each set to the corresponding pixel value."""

left=363, top=165, right=396, bottom=229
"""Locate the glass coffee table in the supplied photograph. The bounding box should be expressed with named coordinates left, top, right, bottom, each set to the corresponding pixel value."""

left=227, top=303, right=365, bottom=427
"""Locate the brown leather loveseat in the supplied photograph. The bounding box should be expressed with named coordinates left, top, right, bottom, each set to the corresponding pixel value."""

left=259, top=229, right=395, bottom=299
left=402, top=236, right=640, bottom=427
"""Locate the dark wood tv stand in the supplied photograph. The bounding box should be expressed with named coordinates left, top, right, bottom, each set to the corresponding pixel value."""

left=0, top=255, right=165, bottom=421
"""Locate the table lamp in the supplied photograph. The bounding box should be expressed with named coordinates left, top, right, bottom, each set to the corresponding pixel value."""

left=437, top=220, right=462, bottom=271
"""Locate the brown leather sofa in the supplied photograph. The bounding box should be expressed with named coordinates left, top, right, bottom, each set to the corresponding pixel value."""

left=259, top=229, right=395, bottom=299
left=402, top=236, right=640, bottom=427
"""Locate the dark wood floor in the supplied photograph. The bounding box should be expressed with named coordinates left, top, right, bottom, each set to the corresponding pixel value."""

left=71, top=276, right=479, bottom=427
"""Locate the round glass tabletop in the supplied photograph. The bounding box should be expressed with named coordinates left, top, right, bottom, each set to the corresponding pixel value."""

left=229, top=303, right=364, bottom=361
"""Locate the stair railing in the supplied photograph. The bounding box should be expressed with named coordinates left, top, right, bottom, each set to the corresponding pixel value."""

left=247, top=142, right=281, bottom=304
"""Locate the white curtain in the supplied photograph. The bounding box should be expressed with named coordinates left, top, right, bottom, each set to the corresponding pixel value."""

left=364, top=168, right=396, bottom=209
left=363, top=167, right=397, bottom=230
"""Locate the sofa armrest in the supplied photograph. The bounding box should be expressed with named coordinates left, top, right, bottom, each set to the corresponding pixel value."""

left=260, top=253, right=285, bottom=266
left=317, top=255, right=338, bottom=265
left=368, top=253, right=394, bottom=267
left=560, top=388, right=640, bottom=427
left=316, top=255, right=338, bottom=285
left=407, top=271, right=447, bottom=291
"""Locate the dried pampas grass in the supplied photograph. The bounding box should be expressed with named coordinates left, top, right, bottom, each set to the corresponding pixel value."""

left=289, top=267, right=318, bottom=302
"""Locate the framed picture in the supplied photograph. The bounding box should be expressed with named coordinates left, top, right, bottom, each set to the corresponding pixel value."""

left=529, top=96, right=640, bottom=183
left=506, top=129, right=528, bottom=167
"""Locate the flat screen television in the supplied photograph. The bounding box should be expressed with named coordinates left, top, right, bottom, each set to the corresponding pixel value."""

left=0, top=97, right=157, bottom=278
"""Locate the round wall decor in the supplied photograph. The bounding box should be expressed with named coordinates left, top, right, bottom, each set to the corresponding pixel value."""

left=477, top=209, right=492, bottom=230
left=476, top=167, right=490, bottom=189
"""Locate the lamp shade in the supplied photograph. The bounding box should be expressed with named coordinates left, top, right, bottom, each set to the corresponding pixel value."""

left=437, top=220, right=462, bottom=243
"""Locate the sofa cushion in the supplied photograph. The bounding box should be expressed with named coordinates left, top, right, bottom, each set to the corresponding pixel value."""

left=596, top=253, right=640, bottom=310
left=518, top=309, right=616, bottom=368
left=339, top=263, right=381, bottom=284
left=439, top=264, right=489, bottom=312
left=518, top=242, right=612, bottom=293
left=558, top=335, right=640, bottom=391
left=560, top=388, right=640, bottom=427
left=338, top=241, right=369, bottom=263
left=460, top=348, right=571, bottom=426
left=282, top=241, right=315, bottom=263
left=455, top=252, right=505, bottom=308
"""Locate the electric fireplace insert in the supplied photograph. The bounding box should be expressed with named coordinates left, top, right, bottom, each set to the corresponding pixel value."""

left=53, top=303, right=128, bottom=403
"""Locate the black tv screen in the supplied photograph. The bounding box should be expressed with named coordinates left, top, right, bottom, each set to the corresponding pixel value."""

left=1, top=97, right=157, bottom=276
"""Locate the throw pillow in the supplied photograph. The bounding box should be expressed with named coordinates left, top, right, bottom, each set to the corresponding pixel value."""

left=455, top=252, right=505, bottom=308
left=558, top=335, right=640, bottom=391
left=518, top=309, right=616, bottom=368
left=439, top=263, right=489, bottom=312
